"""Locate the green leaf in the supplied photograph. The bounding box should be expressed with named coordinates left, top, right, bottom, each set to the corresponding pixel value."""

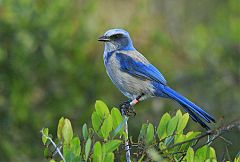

left=62, top=118, right=73, bottom=144
left=209, top=147, right=216, bottom=159
left=82, top=123, right=89, bottom=140
left=176, top=110, right=182, bottom=118
left=111, top=116, right=128, bottom=138
left=95, top=100, right=109, bottom=117
left=167, top=115, right=179, bottom=136
left=42, top=128, right=49, bottom=145
left=63, top=143, right=71, bottom=162
left=57, top=117, right=65, bottom=140
left=43, top=147, right=49, bottom=158
left=234, top=151, right=240, bottom=162
left=196, top=146, right=208, bottom=161
left=234, top=157, right=240, bottom=162
left=177, top=113, right=189, bottom=133
left=186, top=131, right=201, bottom=139
left=138, top=123, right=148, bottom=141
left=147, top=148, right=163, bottom=161
left=91, top=112, right=103, bottom=137
left=70, top=137, right=81, bottom=156
left=111, top=108, right=123, bottom=130
left=101, top=115, right=113, bottom=140
left=157, top=113, right=171, bottom=140
left=159, top=142, right=167, bottom=150
left=174, top=134, right=185, bottom=144
left=85, top=138, right=92, bottom=161
left=181, top=131, right=201, bottom=151
left=173, top=134, right=185, bottom=152
left=93, top=142, right=102, bottom=162
left=63, top=137, right=81, bottom=162
left=103, top=140, right=122, bottom=153
left=104, top=153, right=114, bottom=162
left=145, top=123, right=154, bottom=145
left=186, top=147, right=194, bottom=162
left=205, top=159, right=217, bottom=162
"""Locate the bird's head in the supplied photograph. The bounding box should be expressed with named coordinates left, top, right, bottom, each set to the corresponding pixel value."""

left=98, top=29, right=135, bottom=52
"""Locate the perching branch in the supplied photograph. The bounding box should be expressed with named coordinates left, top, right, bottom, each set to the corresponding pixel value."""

left=161, top=120, right=240, bottom=153
left=196, top=120, right=240, bottom=149
left=121, top=109, right=131, bottom=162
left=41, top=129, right=66, bottom=162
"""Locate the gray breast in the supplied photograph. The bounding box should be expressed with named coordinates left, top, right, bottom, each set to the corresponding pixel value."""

left=104, top=51, right=154, bottom=100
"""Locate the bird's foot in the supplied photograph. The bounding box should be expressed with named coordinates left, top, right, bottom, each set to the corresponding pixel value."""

left=119, top=101, right=136, bottom=117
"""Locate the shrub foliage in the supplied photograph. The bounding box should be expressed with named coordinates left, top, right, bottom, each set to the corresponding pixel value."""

left=41, top=100, right=240, bottom=162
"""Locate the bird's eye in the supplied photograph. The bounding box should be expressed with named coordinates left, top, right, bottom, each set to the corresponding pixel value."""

left=110, top=34, right=122, bottom=39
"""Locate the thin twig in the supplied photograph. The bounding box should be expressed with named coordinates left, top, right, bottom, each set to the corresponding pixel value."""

left=221, top=147, right=226, bottom=162
left=160, top=130, right=212, bottom=153
left=219, top=136, right=232, bottom=145
left=41, top=129, right=66, bottom=162
left=225, top=146, right=232, bottom=162
left=121, top=109, right=131, bottom=162
left=160, top=120, right=240, bottom=153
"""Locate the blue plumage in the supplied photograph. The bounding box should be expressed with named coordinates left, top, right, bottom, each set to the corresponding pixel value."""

left=154, top=84, right=215, bottom=128
left=116, top=53, right=167, bottom=85
left=98, top=28, right=215, bottom=129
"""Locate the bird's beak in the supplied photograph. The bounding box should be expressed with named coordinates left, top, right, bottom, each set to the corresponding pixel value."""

left=98, top=35, right=110, bottom=42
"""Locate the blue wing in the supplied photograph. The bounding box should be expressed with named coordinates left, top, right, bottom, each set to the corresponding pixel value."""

left=116, top=52, right=167, bottom=85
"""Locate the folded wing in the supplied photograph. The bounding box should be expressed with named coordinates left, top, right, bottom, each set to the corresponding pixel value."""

left=116, top=52, right=167, bottom=85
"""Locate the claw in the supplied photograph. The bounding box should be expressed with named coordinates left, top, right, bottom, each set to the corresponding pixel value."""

left=126, top=108, right=136, bottom=117
left=119, top=101, right=136, bottom=117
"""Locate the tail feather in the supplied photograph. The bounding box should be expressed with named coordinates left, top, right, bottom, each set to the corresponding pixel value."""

left=161, top=86, right=215, bottom=129
left=179, top=103, right=210, bottom=129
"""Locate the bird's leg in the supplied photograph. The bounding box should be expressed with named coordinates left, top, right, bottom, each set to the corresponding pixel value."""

left=119, top=93, right=144, bottom=116
left=119, top=100, right=133, bottom=116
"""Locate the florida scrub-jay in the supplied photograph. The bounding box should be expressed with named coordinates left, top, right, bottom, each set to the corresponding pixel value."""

left=98, top=29, right=215, bottom=129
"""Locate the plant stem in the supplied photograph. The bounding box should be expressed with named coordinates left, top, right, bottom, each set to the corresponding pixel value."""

left=41, top=129, right=66, bottom=162
left=121, top=109, right=131, bottom=162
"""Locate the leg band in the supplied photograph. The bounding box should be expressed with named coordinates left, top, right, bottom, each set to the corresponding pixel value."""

left=130, top=99, right=139, bottom=106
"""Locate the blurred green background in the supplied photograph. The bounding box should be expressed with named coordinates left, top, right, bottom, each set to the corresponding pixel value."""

left=0, top=0, right=239, bottom=161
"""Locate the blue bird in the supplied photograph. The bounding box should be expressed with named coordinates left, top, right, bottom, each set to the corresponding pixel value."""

left=98, top=28, right=215, bottom=129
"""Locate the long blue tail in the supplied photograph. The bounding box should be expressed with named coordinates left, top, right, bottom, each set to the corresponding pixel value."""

left=161, top=86, right=215, bottom=129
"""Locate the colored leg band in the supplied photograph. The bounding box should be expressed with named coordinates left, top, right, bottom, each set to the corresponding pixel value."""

left=130, top=99, right=139, bottom=106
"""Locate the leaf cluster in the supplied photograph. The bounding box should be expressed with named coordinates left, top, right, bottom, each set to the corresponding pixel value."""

left=41, top=100, right=239, bottom=162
